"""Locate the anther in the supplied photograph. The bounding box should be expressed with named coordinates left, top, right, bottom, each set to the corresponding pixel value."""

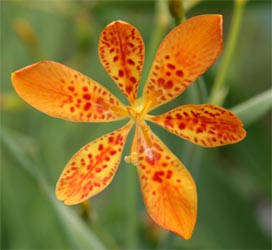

left=124, top=152, right=138, bottom=166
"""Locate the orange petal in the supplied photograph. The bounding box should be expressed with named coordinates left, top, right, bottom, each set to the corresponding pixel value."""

left=99, top=20, right=145, bottom=104
left=130, top=123, right=197, bottom=239
left=143, top=15, right=223, bottom=111
left=11, top=61, right=127, bottom=122
left=56, top=122, right=133, bottom=205
left=147, top=104, right=246, bottom=147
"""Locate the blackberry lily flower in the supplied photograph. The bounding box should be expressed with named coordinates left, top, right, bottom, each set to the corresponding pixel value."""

left=11, top=15, right=246, bottom=239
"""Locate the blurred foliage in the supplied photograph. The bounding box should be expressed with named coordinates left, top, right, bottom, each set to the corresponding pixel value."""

left=1, top=0, right=271, bottom=249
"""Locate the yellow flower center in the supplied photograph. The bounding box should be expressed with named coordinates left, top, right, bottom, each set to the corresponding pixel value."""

left=124, top=98, right=154, bottom=165
left=126, top=97, right=151, bottom=122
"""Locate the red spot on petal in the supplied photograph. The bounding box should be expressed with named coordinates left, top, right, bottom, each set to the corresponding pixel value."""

left=84, top=102, right=91, bottom=111
left=165, top=80, right=173, bottom=89
left=130, top=77, right=136, bottom=84
left=197, top=127, right=203, bottom=133
left=127, top=59, right=135, bottom=65
left=98, top=144, right=104, bottom=151
left=126, top=85, right=132, bottom=94
left=179, top=123, right=186, bottom=130
left=115, top=134, right=123, bottom=144
left=118, top=70, right=124, bottom=77
left=68, top=86, right=75, bottom=92
left=176, top=113, right=183, bottom=119
left=152, top=171, right=164, bottom=183
left=167, top=63, right=175, bottom=70
left=158, top=78, right=165, bottom=85
left=113, top=55, right=119, bottom=62
left=146, top=155, right=155, bottom=165
left=83, top=94, right=91, bottom=100
left=83, top=86, right=88, bottom=92
left=176, top=70, right=184, bottom=77
left=109, top=150, right=117, bottom=155
left=166, top=170, right=173, bottom=179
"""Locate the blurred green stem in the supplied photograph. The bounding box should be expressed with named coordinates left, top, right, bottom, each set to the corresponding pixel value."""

left=209, top=0, right=247, bottom=105
left=125, top=165, right=138, bottom=248
left=127, top=2, right=170, bottom=247
left=183, top=77, right=208, bottom=179
left=231, top=88, right=272, bottom=126
left=140, top=0, right=171, bottom=91
left=168, top=0, right=186, bottom=25
left=1, top=127, right=108, bottom=249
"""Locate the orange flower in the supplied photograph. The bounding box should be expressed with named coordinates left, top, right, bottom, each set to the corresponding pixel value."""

left=11, top=15, right=246, bottom=239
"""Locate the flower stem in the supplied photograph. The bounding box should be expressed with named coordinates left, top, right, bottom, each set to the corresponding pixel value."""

left=209, top=0, right=247, bottom=105
left=140, top=0, right=171, bottom=91
left=231, top=88, right=272, bottom=126
left=125, top=164, right=138, bottom=248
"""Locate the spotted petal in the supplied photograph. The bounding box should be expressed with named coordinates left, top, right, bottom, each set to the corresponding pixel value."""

left=56, top=122, right=133, bottom=205
left=147, top=104, right=246, bottom=147
left=11, top=61, right=127, bottom=122
left=99, top=20, right=145, bottom=104
left=143, top=15, right=223, bottom=111
left=130, top=124, right=197, bottom=239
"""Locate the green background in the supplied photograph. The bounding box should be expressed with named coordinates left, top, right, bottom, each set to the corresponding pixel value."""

left=1, top=0, right=271, bottom=249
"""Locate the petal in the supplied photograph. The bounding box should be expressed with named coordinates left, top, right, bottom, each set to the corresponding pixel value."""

left=143, top=15, right=223, bottom=111
left=147, top=104, right=246, bottom=147
left=11, top=61, right=127, bottom=122
left=130, top=124, right=197, bottom=239
left=99, top=20, right=145, bottom=104
left=56, top=122, right=133, bottom=205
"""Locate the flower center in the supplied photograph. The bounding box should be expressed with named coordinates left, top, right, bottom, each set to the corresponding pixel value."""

left=124, top=98, right=154, bottom=166
left=127, top=97, right=151, bottom=122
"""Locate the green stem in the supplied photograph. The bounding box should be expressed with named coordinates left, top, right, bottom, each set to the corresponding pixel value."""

left=231, top=88, right=272, bottom=126
left=209, top=0, right=247, bottom=105
left=158, top=3, right=208, bottom=249
left=0, top=127, right=108, bottom=249
left=125, top=164, right=138, bottom=248
left=140, top=0, right=171, bottom=93
left=182, top=77, right=208, bottom=179
left=184, top=0, right=203, bottom=12
left=129, top=3, right=170, bottom=245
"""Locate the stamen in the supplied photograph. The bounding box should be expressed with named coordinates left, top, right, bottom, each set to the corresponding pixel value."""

left=112, top=105, right=128, bottom=117
left=141, top=124, right=153, bottom=147
left=124, top=152, right=138, bottom=166
left=139, top=99, right=153, bottom=120
left=127, top=106, right=138, bottom=119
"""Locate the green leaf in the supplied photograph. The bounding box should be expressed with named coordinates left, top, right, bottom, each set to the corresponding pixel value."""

left=0, top=127, right=107, bottom=250
left=48, top=192, right=107, bottom=250
left=231, top=89, right=272, bottom=126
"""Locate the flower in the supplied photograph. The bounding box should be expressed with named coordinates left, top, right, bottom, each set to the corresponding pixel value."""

left=11, top=15, right=246, bottom=239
